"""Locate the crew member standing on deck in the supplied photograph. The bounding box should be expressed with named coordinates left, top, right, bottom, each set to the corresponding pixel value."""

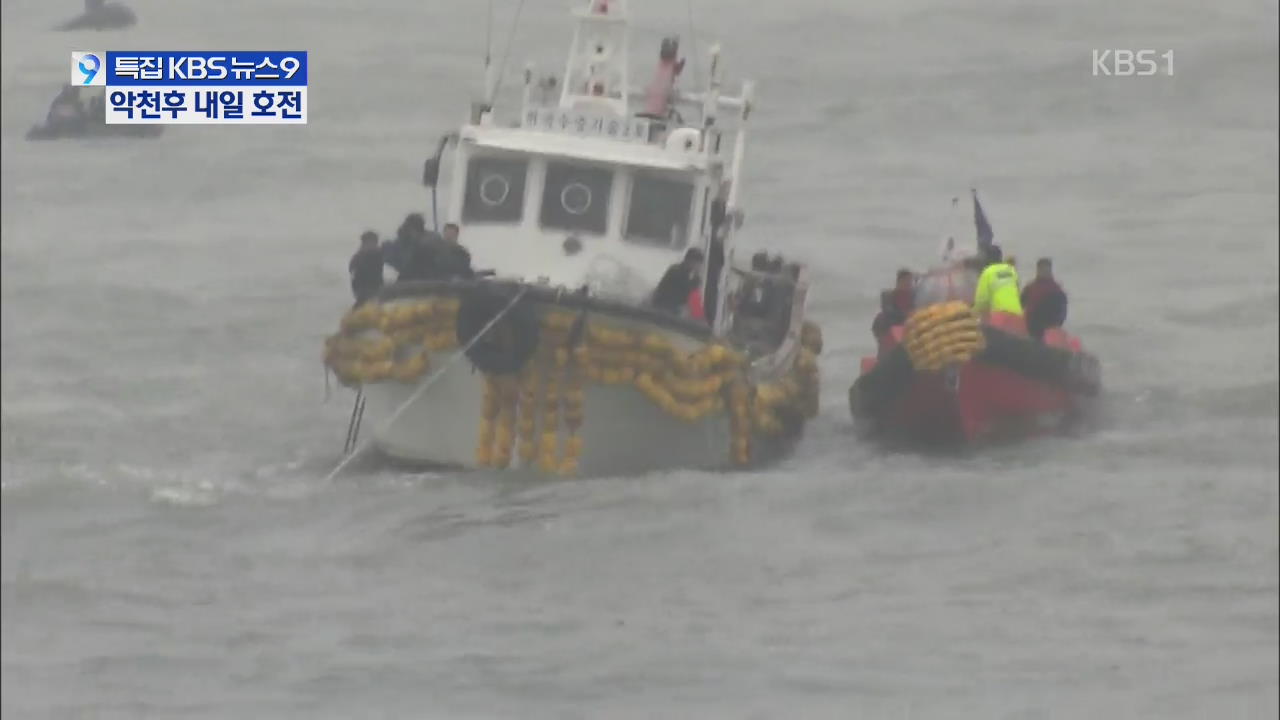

left=972, top=245, right=1023, bottom=318
left=432, top=222, right=475, bottom=279
left=1021, top=257, right=1068, bottom=340
left=891, top=268, right=915, bottom=316
left=652, top=248, right=705, bottom=316
left=871, top=289, right=907, bottom=352
left=349, top=231, right=384, bottom=307
left=382, top=213, right=428, bottom=280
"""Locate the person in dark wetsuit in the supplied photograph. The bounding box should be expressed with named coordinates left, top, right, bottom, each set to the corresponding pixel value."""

left=397, top=236, right=438, bottom=281
left=652, top=247, right=704, bottom=315
left=349, top=231, right=384, bottom=306
left=872, top=290, right=906, bottom=340
left=382, top=213, right=430, bottom=281
left=431, top=222, right=474, bottom=280
left=1020, top=257, right=1068, bottom=340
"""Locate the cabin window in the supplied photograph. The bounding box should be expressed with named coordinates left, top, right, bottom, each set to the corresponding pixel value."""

left=462, top=155, right=528, bottom=223
left=624, top=173, right=694, bottom=249
left=539, top=161, right=612, bottom=235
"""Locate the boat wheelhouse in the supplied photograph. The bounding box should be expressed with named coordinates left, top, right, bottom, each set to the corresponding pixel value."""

left=423, top=0, right=755, bottom=331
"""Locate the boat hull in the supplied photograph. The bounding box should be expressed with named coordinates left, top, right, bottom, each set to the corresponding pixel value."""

left=25, top=121, right=163, bottom=142
left=849, top=323, right=1100, bottom=446
left=362, top=367, right=739, bottom=475
left=327, top=280, right=819, bottom=476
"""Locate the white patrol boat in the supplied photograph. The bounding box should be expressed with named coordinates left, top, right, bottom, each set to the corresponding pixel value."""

left=324, top=0, right=823, bottom=477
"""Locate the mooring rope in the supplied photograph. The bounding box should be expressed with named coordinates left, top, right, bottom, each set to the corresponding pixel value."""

left=322, top=285, right=531, bottom=483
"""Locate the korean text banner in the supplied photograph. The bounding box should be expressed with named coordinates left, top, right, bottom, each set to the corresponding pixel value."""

left=102, top=52, right=308, bottom=86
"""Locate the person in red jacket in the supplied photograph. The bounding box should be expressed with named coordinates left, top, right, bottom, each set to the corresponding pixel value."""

left=686, top=286, right=706, bottom=322
left=652, top=248, right=704, bottom=315
left=1020, top=258, right=1068, bottom=340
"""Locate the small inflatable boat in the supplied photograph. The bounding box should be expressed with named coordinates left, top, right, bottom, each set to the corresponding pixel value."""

left=55, top=1, right=136, bottom=31
left=26, top=86, right=162, bottom=141
left=26, top=120, right=162, bottom=141
left=848, top=303, right=1102, bottom=445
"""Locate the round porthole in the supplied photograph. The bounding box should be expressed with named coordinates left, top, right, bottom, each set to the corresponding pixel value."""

left=560, top=182, right=592, bottom=216
left=479, top=174, right=511, bottom=206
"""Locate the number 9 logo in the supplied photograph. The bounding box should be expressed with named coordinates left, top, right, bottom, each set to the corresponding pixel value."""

left=79, top=54, right=101, bottom=85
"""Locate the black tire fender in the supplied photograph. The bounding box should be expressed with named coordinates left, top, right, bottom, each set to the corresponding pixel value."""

left=455, top=287, right=540, bottom=376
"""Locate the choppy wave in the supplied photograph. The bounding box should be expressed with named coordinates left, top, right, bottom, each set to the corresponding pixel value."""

left=3, top=0, right=1277, bottom=717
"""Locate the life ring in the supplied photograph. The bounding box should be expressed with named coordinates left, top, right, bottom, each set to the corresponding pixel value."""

left=479, top=174, right=511, bottom=206
left=560, top=182, right=592, bottom=216
left=455, top=288, right=540, bottom=376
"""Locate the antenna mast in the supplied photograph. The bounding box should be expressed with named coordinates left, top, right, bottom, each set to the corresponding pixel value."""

left=482, top=0, right=495, bottom=102
left=560, top=0, right=630, bottom=116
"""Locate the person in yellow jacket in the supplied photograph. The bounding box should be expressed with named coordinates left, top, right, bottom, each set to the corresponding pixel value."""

left=973, top=245, right=1024, bottom=316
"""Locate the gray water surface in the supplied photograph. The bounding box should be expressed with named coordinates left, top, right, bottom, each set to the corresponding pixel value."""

left=2, top=0, right=1277, bottom=717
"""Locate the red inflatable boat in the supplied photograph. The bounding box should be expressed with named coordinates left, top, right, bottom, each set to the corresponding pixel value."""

left=848, top=305, right=1101, bottom=445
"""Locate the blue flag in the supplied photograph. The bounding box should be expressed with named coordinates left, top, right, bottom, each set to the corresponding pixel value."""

left=973, top=189, right=993, bottom=251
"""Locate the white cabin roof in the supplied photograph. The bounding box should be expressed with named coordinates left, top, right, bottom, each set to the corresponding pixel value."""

left=459, top=124, right=709, bottom=173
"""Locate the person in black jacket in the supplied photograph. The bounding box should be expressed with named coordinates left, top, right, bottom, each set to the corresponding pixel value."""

left=432, top=222, right=475, bottom=279
left=396, top=233, right=438, bottom=282
left=651, top=248, right=704, bottom=315
left=349, top=231, right=384, bottom=306
left=381, top=213, right=428, bottom=281
left=737, top=252, right=773, bottom=318
left=871, top=289, right=906, bottom=351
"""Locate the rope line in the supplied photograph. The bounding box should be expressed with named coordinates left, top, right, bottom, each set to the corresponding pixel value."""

left=489, top=0, right=529, bottom=105
left=686, top=0, right=699, bottom=97
left=322, top=286, right=531, bottom=483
